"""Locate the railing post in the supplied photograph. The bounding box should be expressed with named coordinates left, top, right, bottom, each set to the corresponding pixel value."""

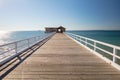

left=15, top=42, right=22, bottom=61
left=15, top=42, right=17, bottom=53
left=79, top=37, right=81, bottom=43
left=73, top=34, right=76, bottom=40
left=85, top=38, right=87, bottom=46
left=113, top=48, right=117, bottom=63
left=94, top=41, right=96, bottom=52
left=71, top=35, right=75, bottom=39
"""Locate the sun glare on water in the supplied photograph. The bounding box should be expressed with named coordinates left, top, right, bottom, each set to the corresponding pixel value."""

left=0, top=31, right=8, bottom=34
left=0, top=31, right=10, bottom=37
left=0, top=31, right=11, bottom=44
left=0, top=31, right=10, bottom=36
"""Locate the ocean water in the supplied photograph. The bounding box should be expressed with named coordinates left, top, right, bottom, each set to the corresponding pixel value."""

left=0, top=30, right=120, bottom=46
left=67, top=30, right=120, bottom=46
left=0, top=31, right=45, bottom=45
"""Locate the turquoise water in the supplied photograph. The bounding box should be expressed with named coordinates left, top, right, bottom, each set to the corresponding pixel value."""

left=0, top=30, right=120, bottom=47
left=67, top=30, right=120, bottom=46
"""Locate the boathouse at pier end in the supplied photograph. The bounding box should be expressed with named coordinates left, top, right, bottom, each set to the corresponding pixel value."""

left=45, top=26, right=66, bottom=33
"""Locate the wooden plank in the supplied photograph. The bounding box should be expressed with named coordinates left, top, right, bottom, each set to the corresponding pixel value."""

left=3, top=33, right=120, bottom=80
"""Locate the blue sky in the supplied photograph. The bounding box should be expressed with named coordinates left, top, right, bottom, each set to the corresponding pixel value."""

left=0, top=0, right=120, bottom=31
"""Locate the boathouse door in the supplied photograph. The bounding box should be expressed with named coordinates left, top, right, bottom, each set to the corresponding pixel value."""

left=57, top=26, right=65, bottom=33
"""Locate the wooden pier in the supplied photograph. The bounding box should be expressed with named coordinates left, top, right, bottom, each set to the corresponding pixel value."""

left=3, top=33, right=120, bottom=80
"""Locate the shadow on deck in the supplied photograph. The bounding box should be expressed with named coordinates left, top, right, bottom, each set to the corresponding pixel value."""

left=0, top=37, right=51, bottom=79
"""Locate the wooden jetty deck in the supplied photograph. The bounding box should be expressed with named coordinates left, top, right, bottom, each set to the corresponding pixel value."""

left=3, top=33, right=120, bottom=80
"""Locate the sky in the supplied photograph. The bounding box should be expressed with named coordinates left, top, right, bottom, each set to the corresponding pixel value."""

left=0, top=0, right=120, bottom=31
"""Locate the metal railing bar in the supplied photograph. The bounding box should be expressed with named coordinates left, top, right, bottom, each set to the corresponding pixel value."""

left=95, top=46, right=113, bottom=56
left=0, top=48, right=15, bottom=55
left=87, top=42, right=94, bottom=47
left=67, top=32, right=120, bottom=50
left=0, top=32, right=55, bottom=65
left=66, top=32, right=120, bottom=70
